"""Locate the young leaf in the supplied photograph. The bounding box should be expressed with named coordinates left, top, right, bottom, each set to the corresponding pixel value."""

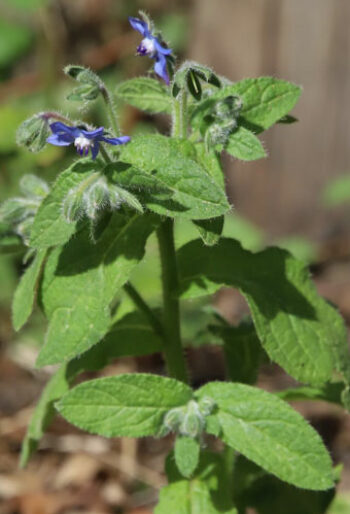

left=36, top=213, right=159, bottom=366
left=21, top=309, right=162, bottom=466
left=192, top=77, right=301, bottom=132
left=233, top=455, right=336, bottom=514
left=177, top=238, right=350, bottom=386
left=210, top=321, right=262, bottom=384
left=12, top=248, right=47, bottom=331
left=118, top=134, right=230, bottom=220
left=192, top=216, right=224, bottom=246
left=57, top=374, right=193, bottom=438
left=196, top=382, right=334, bottom=490
left=174, top=436, right=200, bottom=478
left=156, top=451, right=237, bottom=514
left=30, top=160, right=103, bottom=248
left=116, top=77, right=172, bottom=114
left=224, top=126, right=266, bottom=161
left=155, top=481, right=237, bottom=514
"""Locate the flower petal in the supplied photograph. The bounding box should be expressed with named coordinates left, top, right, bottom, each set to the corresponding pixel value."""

left=81, top=127, right=105, bottom=139
left=129, top=17, right=149, bottom=37
left=100, top=135, right=131, bottom=146
left=154, top=38, right=172, bottom=55
left=91, top=142, right=100, bottom=160
left=49, top=122, right=76, bottom=137
left=46, top=134, right=72, bottom=146
left=154, top=53, right=170, bottom=85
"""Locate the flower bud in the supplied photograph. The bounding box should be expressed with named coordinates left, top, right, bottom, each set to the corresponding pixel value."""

left=179, top=401, right=205, bottom=438
left=162, top=407, right=185, bottom=435
left=198, top=396, right=216, bottom=417
left=16, top=114, right=50, bottom=153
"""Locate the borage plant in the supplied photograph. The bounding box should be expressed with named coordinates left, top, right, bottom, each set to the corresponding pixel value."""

left=3, top=11, right=350, bottom=513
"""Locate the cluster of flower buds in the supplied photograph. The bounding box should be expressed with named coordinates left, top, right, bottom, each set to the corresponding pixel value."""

left=0, top=174, right=49, bottom=245
left=63, top=172, right=143, bottom=224
left=204, top=95, right=243, bottom=150
left=161, top=397, right=216, bottom=439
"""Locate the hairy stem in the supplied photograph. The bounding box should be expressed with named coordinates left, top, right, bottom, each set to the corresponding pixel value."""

left=101, top=86, right=121, bottom=137
left=123, top=282, right=164, bottom=339
left=172, top=91, right=188, bottom=139
left=157, top=218, right=188, bottom=383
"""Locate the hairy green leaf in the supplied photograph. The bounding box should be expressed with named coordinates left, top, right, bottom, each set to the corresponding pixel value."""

left=116, top=77, right=172, bottom=114
left=117, top=134, right=230, bottom=220
left=192, top=216, right=224, bottom=246
left=210, top=321, right=262, bottom=384
left=225, top=126, right=266, bottom=161
left=30, top=160, right=102, bottom=248
left=177, top=238, right=349, bottom=385
left=156, top=451, right=237, bottom=513
left=12, top=249, right=47, bottom=331
left=233, top=455, right=336, bottom=514
left=174, top=436, right=200, bottom=478
left=192, top=77, right=301, bottom=132
left=21, top=309, right=162, bottom=466
left=57, top=374, right=192, bottom=438
left=196, top=382, right=334, bottom=490
left=37, top=213, right=158, bottom=366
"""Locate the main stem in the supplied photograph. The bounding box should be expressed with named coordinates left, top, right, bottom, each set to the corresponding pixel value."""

left=157, top=218, right=188, bottom=383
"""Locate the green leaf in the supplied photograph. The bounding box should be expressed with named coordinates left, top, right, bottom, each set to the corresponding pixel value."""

left=194, top=144, right=224, bottom=188
left=233, top=77, right=301, bottom=130
left=177, top=238, right=349, bottom=385
left=192, top=77, right=301, bottom=132
left=156, top=451, right=237, bottom=514
left=12, top=249, right=47, bottom=331
left=196, top=382, right=334, bottom=490
left=36, top=213, right=159, bottom=366
left=192, top=216, right=224, bottom=246
left=277, top=383, right=344, bottom=407
left=30, top=160, right=102, bottom=248
left=57, top=374, right=192, bottom=438
left=174, top=436, right=200, bottom=478
left=233, top=455, right=335, bottom=514
left=118, top=135, right=230, bottom=220
left=20, top=364, right=71, bottom=467
left=210, top=321, right=262, bottom=384
left=224, top=126, right=266, bottom=161
left=116, top=77, right=172, bottom=114
left=21, top=309, right=162, bottom=466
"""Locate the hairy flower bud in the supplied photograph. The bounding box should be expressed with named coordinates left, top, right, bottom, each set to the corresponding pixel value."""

left=16, top=114, right=50, bottom=153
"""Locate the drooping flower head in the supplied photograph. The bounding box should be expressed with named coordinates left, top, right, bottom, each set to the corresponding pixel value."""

left=47, top=122, right=130, bottom=159
left=129, top=16, right=172, bottom=85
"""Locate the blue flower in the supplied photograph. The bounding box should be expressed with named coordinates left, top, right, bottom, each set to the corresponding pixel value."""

left=47, top=122, right=130, bottom=159
left=129, top=16, right=172, bottom=85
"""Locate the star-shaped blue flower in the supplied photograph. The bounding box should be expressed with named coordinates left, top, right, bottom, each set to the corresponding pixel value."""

left=47, top=122, right=130, bottom=159
left=129, top=16, right=172, bottom=85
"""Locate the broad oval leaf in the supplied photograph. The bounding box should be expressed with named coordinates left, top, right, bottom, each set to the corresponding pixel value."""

left=57, top=374, right=193, bottom=438
left=21, top=309, right=163, bottom=466
left=192, top=77, right=301, bottom=132
left=118, top=134, right=230, bottom=220
left=177, top=238, right=350, bottom=385
left=196, top=382, right=334, bottom=490
left=30, top=160, right=102, bottom=249
left=116, top=77, right=172, bottom=114
left=36, top=213, right=159, bottom=366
